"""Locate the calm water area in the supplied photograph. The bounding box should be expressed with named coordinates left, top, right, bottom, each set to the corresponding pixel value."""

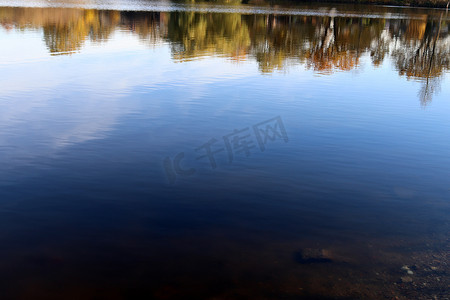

left=0, top=1, right=449, bottom=298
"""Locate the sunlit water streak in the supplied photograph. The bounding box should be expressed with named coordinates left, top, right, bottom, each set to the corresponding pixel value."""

left=1, top=0, right=448, bottom=19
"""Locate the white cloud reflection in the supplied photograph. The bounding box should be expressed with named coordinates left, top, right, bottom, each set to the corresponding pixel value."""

left=0, top=28, right=256, bottom=170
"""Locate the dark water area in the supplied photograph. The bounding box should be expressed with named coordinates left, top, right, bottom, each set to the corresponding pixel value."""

left=0, top=1, right=449, bottom=299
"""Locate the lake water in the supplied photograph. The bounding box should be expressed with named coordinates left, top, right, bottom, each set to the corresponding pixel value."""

left=0, top=1, right=449, bottom=299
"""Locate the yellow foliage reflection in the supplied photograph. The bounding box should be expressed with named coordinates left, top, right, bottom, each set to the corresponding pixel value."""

left=1, top=7, right=448, bottom=102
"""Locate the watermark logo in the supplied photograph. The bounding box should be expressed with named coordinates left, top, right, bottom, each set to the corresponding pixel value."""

left=163, top=116, right=288, bottom=184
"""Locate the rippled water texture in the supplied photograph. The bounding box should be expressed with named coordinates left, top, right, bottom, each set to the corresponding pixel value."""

left=0, top=1, right=449, bottom=299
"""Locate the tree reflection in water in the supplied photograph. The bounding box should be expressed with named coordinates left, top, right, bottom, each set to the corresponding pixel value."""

left=1, top=6, right=448, bottom=103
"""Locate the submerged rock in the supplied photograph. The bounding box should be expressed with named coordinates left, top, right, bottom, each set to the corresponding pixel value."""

left=293, top=248, right=333, bottom=264
left=402, top=265, right=414, bottom=274
left=401, top=276, right=413, bottom=283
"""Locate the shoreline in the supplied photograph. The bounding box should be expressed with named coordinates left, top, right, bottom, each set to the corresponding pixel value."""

left=258, top=0, right=450, bottom=9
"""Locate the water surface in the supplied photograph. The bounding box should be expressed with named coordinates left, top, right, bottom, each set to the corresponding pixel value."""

left=0, top=1, right=449, bottom=299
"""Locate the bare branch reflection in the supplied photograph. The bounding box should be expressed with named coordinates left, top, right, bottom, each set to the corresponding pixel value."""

left=1, top=7, right=448, bottom=103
